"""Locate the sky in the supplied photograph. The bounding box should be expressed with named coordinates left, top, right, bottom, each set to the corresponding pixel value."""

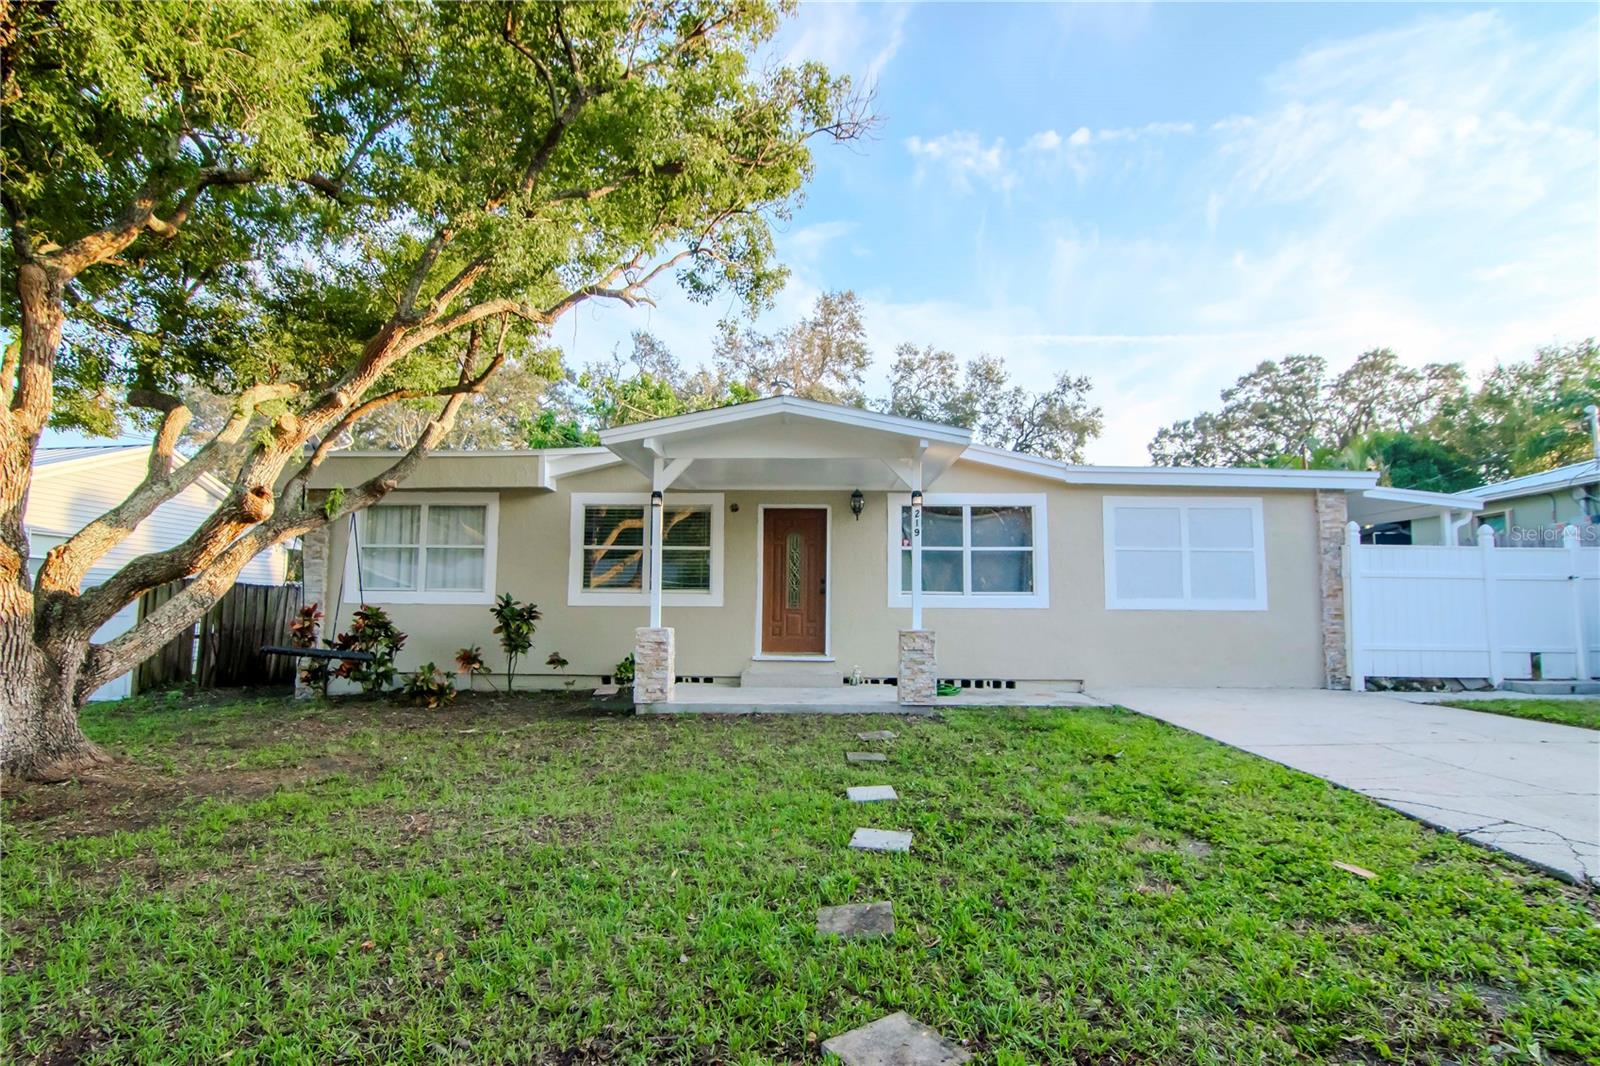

left=558, top=1, right=1600, bottom=464
left=42, top=2, right=1600, bottom=464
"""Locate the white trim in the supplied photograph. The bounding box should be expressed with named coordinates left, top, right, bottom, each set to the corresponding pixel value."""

left=1102, top=495, right=1267, bottom=611
left=962, top=444, right=1379, bottom=491
left=567, top=491, right=724, bottom=607
left=884, top=493, right=1050, bottom=609
left=754, top=504, right=833, bottom=659
left=342, top=491, right=499, bottom=605
left=600, top=395, right=971, bottom=448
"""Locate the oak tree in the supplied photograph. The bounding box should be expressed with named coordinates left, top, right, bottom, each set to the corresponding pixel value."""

left=0, top=0, right=866, bottom=777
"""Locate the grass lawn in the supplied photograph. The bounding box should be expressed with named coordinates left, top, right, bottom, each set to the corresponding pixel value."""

left=1439, top=698, right=1600, bottom=732
left=3, top=693, right=1597, bottom=1065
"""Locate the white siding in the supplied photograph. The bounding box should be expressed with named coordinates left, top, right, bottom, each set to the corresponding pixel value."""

left=26, top=450, right=286, bottom=584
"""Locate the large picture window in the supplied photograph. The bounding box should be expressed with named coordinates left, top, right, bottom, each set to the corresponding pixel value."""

left=568, top=493, right=724, bottom=606
left=885, top=494, right=1049, bottom=609
left=1103, top=496, right=1267, bottom=611
left=346, top=494, right=497, bottom=604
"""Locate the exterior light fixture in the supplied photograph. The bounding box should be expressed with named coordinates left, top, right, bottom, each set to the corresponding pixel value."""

left=850, top=488, right=865, bottom=521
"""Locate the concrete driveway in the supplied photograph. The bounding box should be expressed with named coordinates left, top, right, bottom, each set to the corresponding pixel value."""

left=1089, top=687, right=1599, bottom=885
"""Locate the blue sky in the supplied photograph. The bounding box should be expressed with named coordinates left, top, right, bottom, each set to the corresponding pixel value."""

left=46, top=2, right=1599, bottom=464
left=564, top=1, right=1599, bottom=462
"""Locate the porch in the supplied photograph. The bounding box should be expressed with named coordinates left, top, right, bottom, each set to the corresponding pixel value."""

left=602, top=397, right=974, bottom=710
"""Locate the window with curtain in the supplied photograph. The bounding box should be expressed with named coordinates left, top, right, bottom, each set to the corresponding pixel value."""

left=357, top=500, right=490, bottom=598
left=579, top=503, right=713, bottom=593
left=1103, top=497, right=1266, bottom=610
left=895, top=500, right=1040, bottom=601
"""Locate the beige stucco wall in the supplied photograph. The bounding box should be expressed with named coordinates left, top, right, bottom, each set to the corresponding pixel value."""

left=318, top=457, right=1328, bottom=690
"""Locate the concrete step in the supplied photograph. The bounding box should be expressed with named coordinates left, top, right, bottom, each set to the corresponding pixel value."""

left=1501, top=679, right=1600, bottom=695
left=739, top=660, right=843, bottom=688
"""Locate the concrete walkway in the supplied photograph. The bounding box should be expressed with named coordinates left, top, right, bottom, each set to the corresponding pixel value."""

left=1090, top=687, right=1599, bottom=885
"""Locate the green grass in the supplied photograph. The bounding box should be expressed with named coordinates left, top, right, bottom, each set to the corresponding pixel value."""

left=3, top=692, right=1597, bottom=1064
left=1439, top=697, right=1600, bottom=731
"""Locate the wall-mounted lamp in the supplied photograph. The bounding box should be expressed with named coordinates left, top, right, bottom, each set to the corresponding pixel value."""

left=849, top=488, right=865, bottom=521
left=910, top=489, right=923, bottom=508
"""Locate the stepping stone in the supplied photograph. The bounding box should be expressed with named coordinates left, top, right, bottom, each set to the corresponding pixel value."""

left=822, top=1012, right=971, bottom=1065
left=846, top=751, right=887, bottom=763
left=847, top=785, right=898, bottom=803
left=815, top=901, right=895, bottom=938
left=849, top=827, right=912, bottom=853
left=856, top=729, right=897, bottom=742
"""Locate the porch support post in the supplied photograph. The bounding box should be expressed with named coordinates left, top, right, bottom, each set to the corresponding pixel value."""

left=910, top=463, right=924, bottom=631
left=649, top=488, right=664, bottom=628
left=1315, top=489, right=1351, bottom=690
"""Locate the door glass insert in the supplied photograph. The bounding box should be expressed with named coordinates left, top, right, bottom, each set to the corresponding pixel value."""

left=785, top=531, right=803, bottom=609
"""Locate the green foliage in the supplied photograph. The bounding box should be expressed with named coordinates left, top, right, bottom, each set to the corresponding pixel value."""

left=1149, top=341, right=1599, bottom=483
left=883, top=343, right=1103, bottom=462
left=401, top=663, right=456, bottom=709
left=322, top=487, right=345, bottom=521
left=545, top=651, right=570, bottom=672
left=288, top=603, right=330, bottom=697
left=520, top=411, right=600, bottom=449
left=8, top=0, right=865, bottom=435
left=332, top=605, right=406, bottom=695
left=7, top=698, right=1597, bottom=1061
left=613, top=652, right=636, bottom=687
left=489, top=594, right=542, bottom=689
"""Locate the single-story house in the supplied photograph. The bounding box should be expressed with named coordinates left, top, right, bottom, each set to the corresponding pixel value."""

left=27, top=446, right=290, bottom=700
left=306, top=397, right=1403, bottom=705
left=1349, top=458, right=1600, bottom=547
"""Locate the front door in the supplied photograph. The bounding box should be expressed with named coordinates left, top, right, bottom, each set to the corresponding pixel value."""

left=762, top=508, right=827, bottom=655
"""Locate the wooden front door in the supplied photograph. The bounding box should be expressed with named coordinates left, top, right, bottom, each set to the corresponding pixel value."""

left=762, top=508, right=827, bottom=655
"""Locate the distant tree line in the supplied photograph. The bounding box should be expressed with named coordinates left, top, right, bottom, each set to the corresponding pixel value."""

left=1148, top=340, right=1599, bottom=490
left=337, top=289, right=1107, bottom=462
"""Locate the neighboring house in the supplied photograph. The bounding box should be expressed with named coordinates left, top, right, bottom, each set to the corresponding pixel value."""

left=1350, top=458, right=1600, bottom=547
left=26, top=446, right=290, bottom=700
left=307, top=397, right=1403, bottom=700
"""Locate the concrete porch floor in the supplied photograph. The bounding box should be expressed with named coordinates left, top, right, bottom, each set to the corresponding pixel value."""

left=645, top=682, right=1104, bottom=714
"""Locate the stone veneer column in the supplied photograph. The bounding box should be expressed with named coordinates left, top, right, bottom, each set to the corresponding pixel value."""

left=634, top=626, right=675, bottom=707
left=1315, top=490, right=1351, bottom=690
left=294, top=508, right=330, bottom=700
left=897, top=629, right=936, bottom=706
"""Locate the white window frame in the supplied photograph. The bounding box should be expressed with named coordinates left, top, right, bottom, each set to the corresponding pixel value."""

left=1102, top=495, right=1267, bottom=611
left=342, top=492, right=498, bottom=605
left=884, top=493, right=1049, bottom=609
left=567, top=492, right=724, bottom=607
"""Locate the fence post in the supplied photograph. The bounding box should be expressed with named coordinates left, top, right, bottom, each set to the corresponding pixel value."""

left=1345, top=521, right=1365, bottom=692
left=1566, top=525, right=1591, bottom=681
left=1477, top=525, right=1502, bottom=687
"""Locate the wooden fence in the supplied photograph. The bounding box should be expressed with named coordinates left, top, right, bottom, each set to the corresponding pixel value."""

left=135, top=581, right=302, bottom=692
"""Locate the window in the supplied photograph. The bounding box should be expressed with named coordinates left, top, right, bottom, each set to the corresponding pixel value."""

left=1103, top=496, right=1266, bottom=611
left=885, top=494, right=1049, bottom=609
left=345, top=494, right=497, bottom=604
left=568, top=492, right=724, bottom=606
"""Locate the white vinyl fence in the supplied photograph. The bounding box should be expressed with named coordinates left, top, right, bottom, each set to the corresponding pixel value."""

left=1346, top=521, right=1600, bottom=690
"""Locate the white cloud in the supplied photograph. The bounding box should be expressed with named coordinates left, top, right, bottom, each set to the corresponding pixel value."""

left=776, top=1, right=911, bottom=87
left=905, top=132, right=1016, bottom=192
left=1067, top=126, right=1092, bottom=148
left=1026, top=129, right=1063, bottom=152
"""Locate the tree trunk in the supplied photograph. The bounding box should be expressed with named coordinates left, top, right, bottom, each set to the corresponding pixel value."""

left=0, top=590, right=110, bottom=781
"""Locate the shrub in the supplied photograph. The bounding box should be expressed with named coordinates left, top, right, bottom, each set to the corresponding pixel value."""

left=332, top=605, right=406, bottom=695
left=456, top=645, right=491, bottom=690
left=402, top=662, right=456, bottom=709
left=490, top=594, right=542, bottom=691
left=290, top=603, right=330, bottom=696
left=613, top=652, right=635, bottom=688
